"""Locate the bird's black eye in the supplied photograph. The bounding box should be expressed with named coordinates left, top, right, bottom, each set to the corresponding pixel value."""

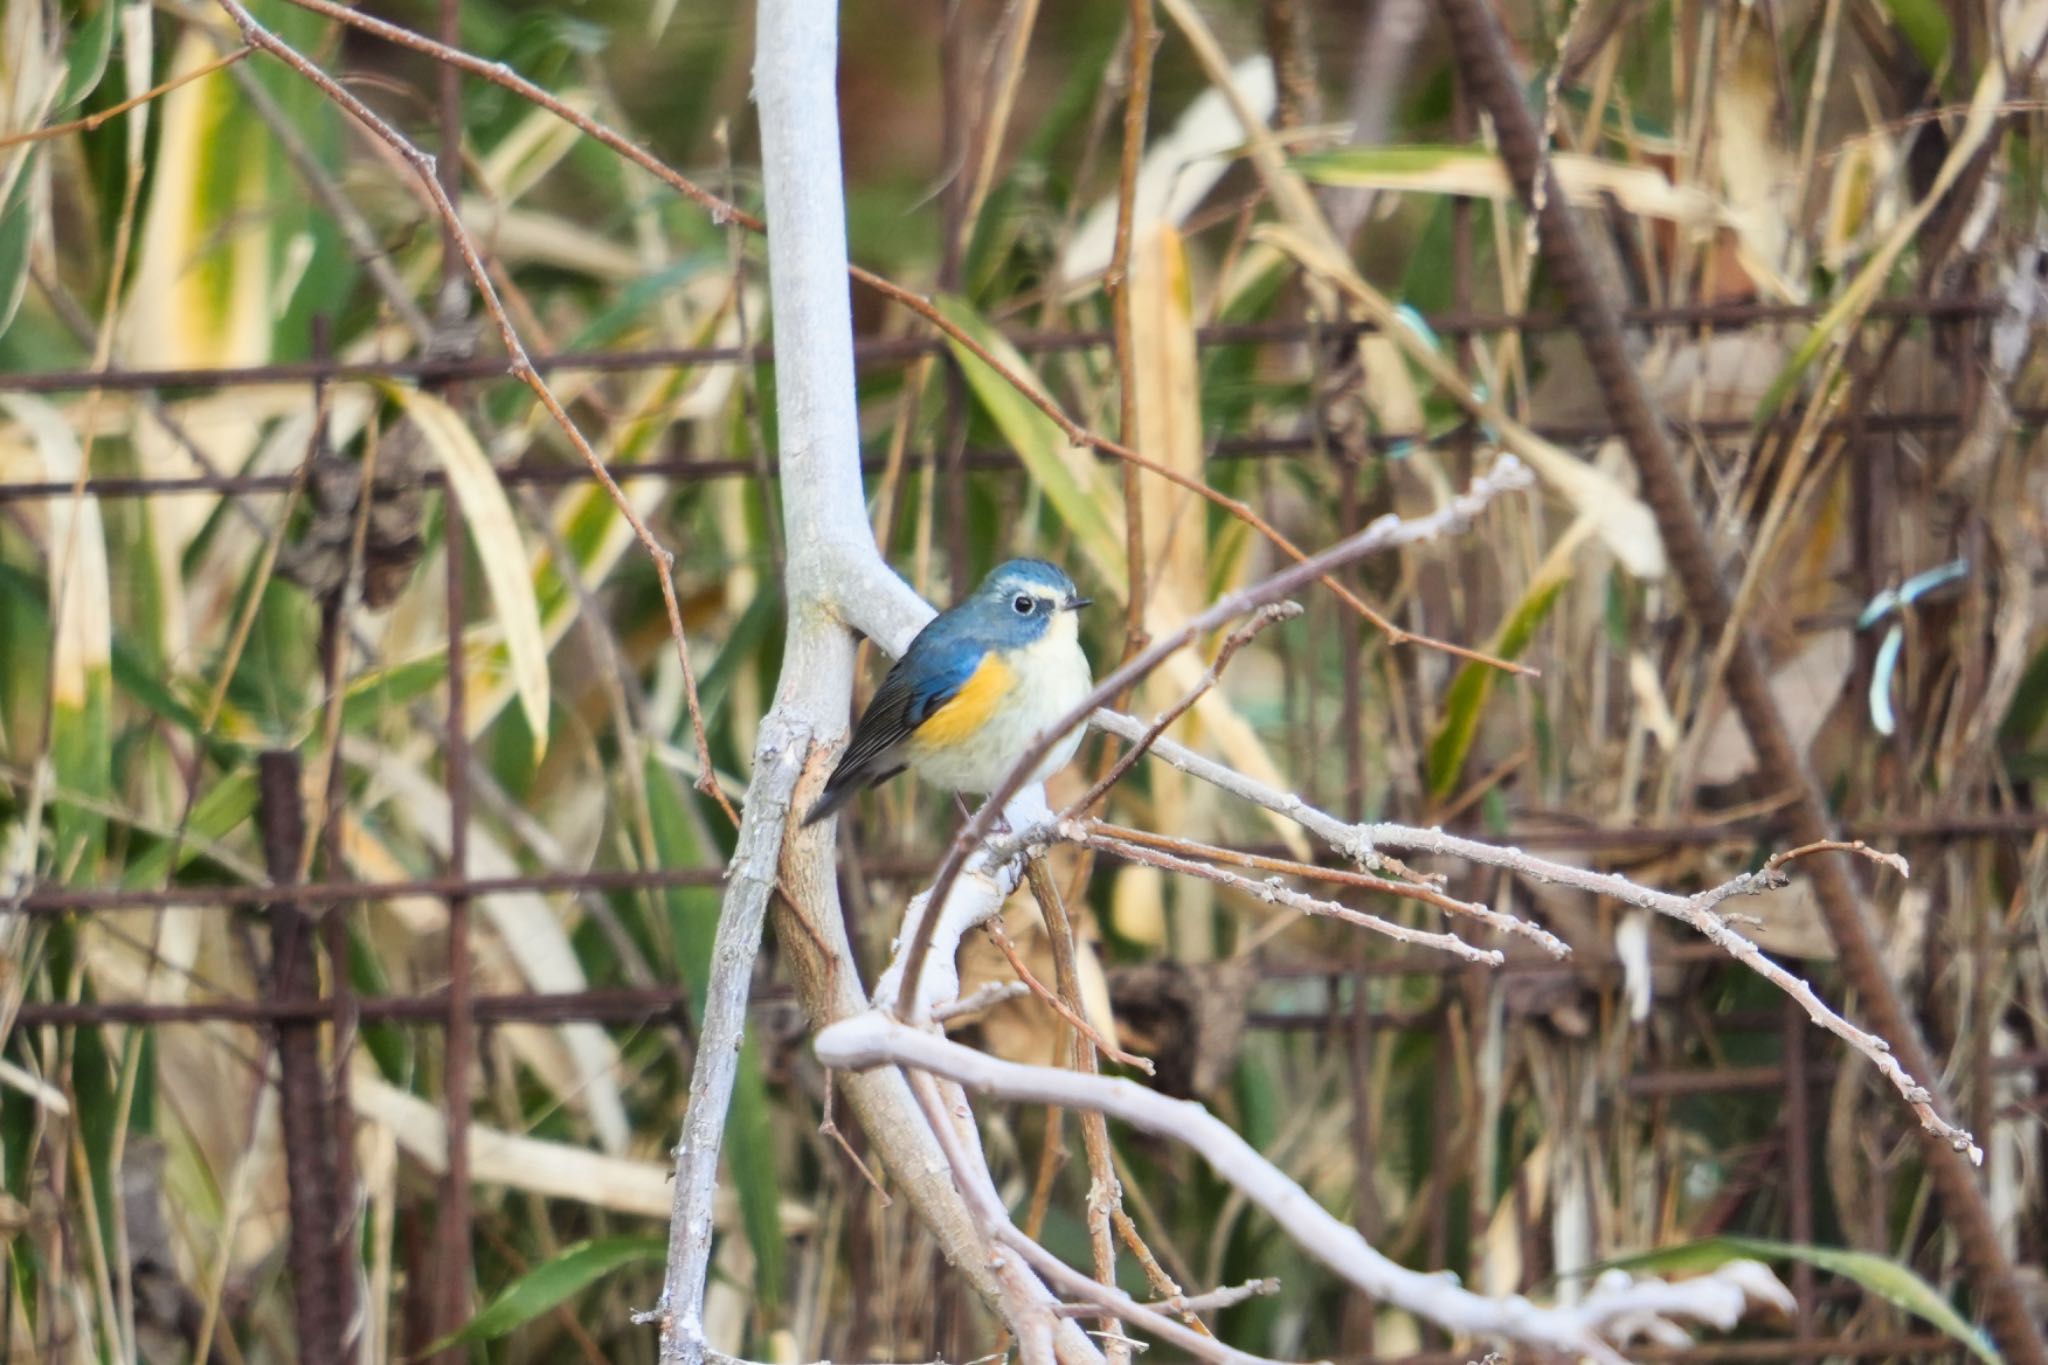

left=1012, top=594, right=1035, bottom=615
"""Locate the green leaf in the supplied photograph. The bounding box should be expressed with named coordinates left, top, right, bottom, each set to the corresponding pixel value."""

left=0, top=154, right=38, bottom=346
left=430, top=1236, right=665, bottom=1348
left=1293, top=144, right=1490, bottom=182
left=1880, top=0, right=1952, bottom=75
left=1998, top=641, right=2048, bottom=750
left=59, top=0, right=119, bottom=110
left=338, top=653, right=453, bottom=733
left=1592, top=1237, right=1998, bottom=1364
left=1425, top=575, right=1565, bottom=800
left=934, top=295, right=1127, bottom=588
left=120, top=771, right=259, bottom=889
left=384, top=385, right=552, bottom=762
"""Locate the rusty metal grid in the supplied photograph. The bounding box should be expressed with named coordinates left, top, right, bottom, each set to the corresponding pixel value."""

left=2, top=24, right=2042, bottom=1365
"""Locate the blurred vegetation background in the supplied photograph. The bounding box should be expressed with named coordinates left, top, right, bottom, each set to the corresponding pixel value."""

left=1, top=0, right=2045, bottom=1361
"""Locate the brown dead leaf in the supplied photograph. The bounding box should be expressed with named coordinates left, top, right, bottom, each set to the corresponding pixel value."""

left=955, top=891, right=1116, bottom=1070
left=1108, top=956, right=1257, bottom=1100
left=1695, top=628, right=1854, bottom=785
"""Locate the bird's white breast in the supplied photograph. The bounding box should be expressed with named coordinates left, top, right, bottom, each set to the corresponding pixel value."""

left=909, top=612, right=1092, bottom=795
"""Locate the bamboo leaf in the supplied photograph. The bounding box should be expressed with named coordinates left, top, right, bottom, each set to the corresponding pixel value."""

left=430, top=1236, right=665, bottom=1348
left=386, top=386, right=552, bottom=762
left=0, top=154, right=38, bottom=346
left=58, top=0, right=119, bottom=110
left=3, top=395, right=112, bottom=876
left=1426, top=522, right=1589, bottom=799
left=1880, top=0, right=1953, bottom=73
left=934, top=295, right=1128, bottom=589
left=1593, top=1237, right=1998, bottom=1364
left=1294, top=146, right=1731, bottom=228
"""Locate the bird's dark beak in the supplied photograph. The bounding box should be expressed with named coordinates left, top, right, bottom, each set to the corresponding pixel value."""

left=1063, top=594, right=1093, bottom=612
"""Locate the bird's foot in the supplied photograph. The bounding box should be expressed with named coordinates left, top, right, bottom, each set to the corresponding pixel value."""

left=956, top=793, right=1011, bottom=837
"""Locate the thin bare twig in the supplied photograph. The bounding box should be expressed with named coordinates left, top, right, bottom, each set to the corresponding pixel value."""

left=1078, top=821, right=1562, bottom=954
left=0, top=45, right=253, bottom=151
left=1084, top=708, right=1976, bottom=1159
left=1075, top=829, right=1501, bottom=965
left=983, top=918, right=1153, bottom=1074
left=1063, top=603, right=1300, bottom=820
left=1109, top=0, right=1158, bottom=666
left=1049, top=1278, right=1278, bottom=1320
left=1021, top=855, right=1129, bottom=1362
left=818, top=1067, right=890, bottom=1205
left=931, top=979, right=1033, bottom=1023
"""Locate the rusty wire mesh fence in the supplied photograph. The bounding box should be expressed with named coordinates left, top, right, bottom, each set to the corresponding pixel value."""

left=3, top=2, right=2047, bottom=1363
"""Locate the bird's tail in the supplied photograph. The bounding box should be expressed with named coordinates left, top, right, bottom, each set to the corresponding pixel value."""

left=800, top=777, right=858, bottom=827
left=801, top=757, right=904, bottom=827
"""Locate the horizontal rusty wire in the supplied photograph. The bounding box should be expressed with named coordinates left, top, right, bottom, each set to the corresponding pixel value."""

left=0, top=408, right=2036, bottom=503
left=0, top=294, right=2000, bottom=397
left=16, top=807, right=2048, bottom=918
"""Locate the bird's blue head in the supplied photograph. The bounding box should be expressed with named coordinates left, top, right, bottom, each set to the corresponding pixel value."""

left=951, top=558, right=1092, bottom=648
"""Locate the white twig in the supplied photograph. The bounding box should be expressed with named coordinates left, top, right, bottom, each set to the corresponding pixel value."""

left=999, top=1234, right=1292, bottom=1365
left=872, top=789, right=1054, bottom=1020
left=1049, top=1279, right=1278, bottom=1319
left=1075, top=827, right=1502, bottom=965
left=822, top=1015, right=1796, bottom=1361
left=1084, top=713, right=1976, bottom=1161
left=931, top=980, right=1033, bottom=1023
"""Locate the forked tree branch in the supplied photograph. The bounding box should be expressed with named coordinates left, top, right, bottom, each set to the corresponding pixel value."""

left=824, top=1015, right=1795, bottom=1365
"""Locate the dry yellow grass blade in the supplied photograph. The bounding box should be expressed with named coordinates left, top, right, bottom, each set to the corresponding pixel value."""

left=347, top=742, right=630, bottom=1153
left=1256, top=223, right=1667, bottom=581
left=355, top=1075, right=819, bottom=1233
left=1128, top=223, right=1310, bottom=872
left=1, top=396, right=109, bottom=706
left=1294, top=146, right=1748, bottom=234
left=386, top=384, right=552, bottom=762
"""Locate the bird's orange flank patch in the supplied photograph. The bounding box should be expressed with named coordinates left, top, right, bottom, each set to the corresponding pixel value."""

left=913, top=653, right=1016, bottom=749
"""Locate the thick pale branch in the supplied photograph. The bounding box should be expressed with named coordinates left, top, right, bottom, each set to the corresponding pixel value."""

left=821, top=1016, right=1793, bottom=1360
left=650, top=718, right=809, bottom=1357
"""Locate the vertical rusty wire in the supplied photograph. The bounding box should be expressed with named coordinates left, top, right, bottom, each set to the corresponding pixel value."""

left=431, top=0, right=475, bottom=1348
left=436, top=487, right=476, bottom=1356
left=1784, top=998, right=1816, bottom=1359
left=310, top=318, right=363, bottom=1357
left=259, top=750, right=346, bottom=1365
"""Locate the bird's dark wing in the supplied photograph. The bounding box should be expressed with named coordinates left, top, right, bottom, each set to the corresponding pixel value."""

left=802, top=638, right=982, bottom=824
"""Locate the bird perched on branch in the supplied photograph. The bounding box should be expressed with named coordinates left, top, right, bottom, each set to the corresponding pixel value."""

left=804, top=559, right=1094, bottom=826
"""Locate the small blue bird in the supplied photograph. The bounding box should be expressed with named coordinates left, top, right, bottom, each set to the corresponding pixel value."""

left=804, top=559, right=1094, bottom=826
